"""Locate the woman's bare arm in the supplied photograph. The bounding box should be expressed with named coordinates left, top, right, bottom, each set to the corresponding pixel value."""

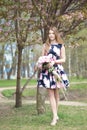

left=55, top=45, right=66, bottom=64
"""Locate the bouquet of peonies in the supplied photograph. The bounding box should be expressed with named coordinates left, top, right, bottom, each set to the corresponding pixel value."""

left=36, top=56, right=52, bottom=70
left=36, top=56, right=62, bottom=82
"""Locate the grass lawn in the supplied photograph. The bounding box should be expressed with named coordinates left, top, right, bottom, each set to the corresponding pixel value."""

left=0, top=103, right=87, bottom=130
left=2, top=88, right=37, bottom=98
left=69, top=77, right=87, bottom=82
left=0, top=78, right=87, bottom=130
left=0, top=79, right=37, bottom=88
left=0, top=77, right=87, bottom=88
left=1, top=77, right=87, bottom=103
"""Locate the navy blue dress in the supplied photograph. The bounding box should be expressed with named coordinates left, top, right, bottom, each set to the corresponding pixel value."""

left=38, top=43, right=69, bottom=89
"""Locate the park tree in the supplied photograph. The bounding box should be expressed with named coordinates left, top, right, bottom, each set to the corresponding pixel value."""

left=31, top=0, right=87, bottom=114
left=11, top=0, right=42, bottom=107
left=0, top=0, right=42, bottom=107
left=0, top=1, right=20, bottom=80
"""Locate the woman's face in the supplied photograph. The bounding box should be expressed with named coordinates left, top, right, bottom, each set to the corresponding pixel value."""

left=49, top=29, right=56, bottom=41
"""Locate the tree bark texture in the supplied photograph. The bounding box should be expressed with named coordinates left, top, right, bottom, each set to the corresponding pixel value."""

left=15, top=46, right=22, bottom=107
left=36, top=85, right=47, bottom=114
left=36, top=71, right=47, bottom=114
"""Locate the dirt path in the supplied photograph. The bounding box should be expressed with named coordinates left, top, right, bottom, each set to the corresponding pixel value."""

left=0, top=86, right=87, bottom=107
left=0, top=98, right=87, bottom=106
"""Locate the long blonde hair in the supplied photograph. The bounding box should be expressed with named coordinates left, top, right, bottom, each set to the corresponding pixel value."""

left=44, top=26, right=64, bottom=55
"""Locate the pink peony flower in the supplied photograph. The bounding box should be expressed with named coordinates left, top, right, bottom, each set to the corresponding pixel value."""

left=36, top=55, right=62, bottom=83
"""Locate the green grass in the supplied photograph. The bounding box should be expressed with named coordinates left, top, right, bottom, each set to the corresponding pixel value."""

left=0, top=104, right=87, bottom=130
left=0, top=79, right=37, bottom=88
left=2, top=89, right=15, bottom=98
left=70, top=83, right=87, bottom=90
left=69, top=77, right=87, bottom=82
left=2, top=82, right=87, bottom=98
left=2, top=88, right=36, bottom=98
left=0, top=77, right=87, bottom=88
left=1, top=78, right=87, bottom=100
left=0, top=78, right=87, bottom=130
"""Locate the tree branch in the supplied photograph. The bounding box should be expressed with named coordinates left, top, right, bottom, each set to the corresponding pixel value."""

left=60, top=0, right=74, bottom=14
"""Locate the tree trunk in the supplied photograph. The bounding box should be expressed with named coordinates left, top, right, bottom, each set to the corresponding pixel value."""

left=7, top=69, right=12, bottom=80
left=36, top=85, right=47, bottom=114
left=15, top=46, right=22, bottom=107
left=1, top=45, right=5, bottom=79
left=68, top=47, right=71, bottom=77
left=36, top=26, right=48, bottom=114
left=36, top=68, right=47, bottom=114
left=75, top=47, right=79, bottom=78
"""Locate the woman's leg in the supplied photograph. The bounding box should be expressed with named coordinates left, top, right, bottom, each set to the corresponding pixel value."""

left=54, top=88, right=59, bottom=119
left=47, top=89, right=58, bottom=125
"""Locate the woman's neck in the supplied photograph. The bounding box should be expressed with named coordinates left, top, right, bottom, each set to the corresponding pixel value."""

left=50, top=40, right=57, bottom=44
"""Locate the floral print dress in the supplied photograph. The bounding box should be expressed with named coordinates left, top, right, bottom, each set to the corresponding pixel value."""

left=37, top=43, right=69, bottom=89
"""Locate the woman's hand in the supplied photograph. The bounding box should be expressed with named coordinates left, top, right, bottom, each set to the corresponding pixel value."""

left=49, top=61, right=55, bottom=68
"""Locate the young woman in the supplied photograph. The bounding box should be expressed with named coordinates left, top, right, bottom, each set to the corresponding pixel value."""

left=37, top=26, right=69, bottom=126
